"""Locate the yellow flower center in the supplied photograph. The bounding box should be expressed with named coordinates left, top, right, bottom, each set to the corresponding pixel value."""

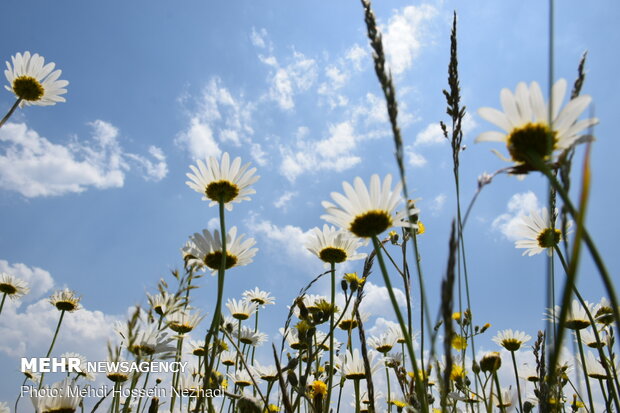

left=205, top=180, right=239, bottom=203
left=506, top=122, right=557, bottom=165
left=54, top=301, right=78, bottom=312
left=0, top=283, right=18, bottom=295
left=376, top=344, right=393, bottom=354
left=537, top=228, right=561, bottom=248
left=169, top=322, right=194, bottom=334
left=345, top=372, right=366, bottom=380
left=339, top=319, right=358, bottom=330
left=44, top=409, right=76, bottom=413
left=107, top=372, right=129, bottom=383
left=349, top=210, right=392, bottom=238
left=565, top=319, right=590, bottom=330
left=319, top=247, right=347, bottom=264
left=204, top=251, right=238, bottom=270
left=501, top=338, right=522, bottom=352
left=13, top=76, right=45, bottom=101
left=130, top=344, right=155, bottom=356
left=232, top=312, right=250, bottom=320
left=235, top=379, right=252, bottom=387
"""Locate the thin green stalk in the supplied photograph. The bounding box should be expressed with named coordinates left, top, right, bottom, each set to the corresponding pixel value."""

left=170, top=335, right=185, bottom=412
left=510, top=351, right=524, bottom=413
left=354, top=379, right=361, bottom=413
left=251, top=307, right=259, bottom=366
left=201, top=199, right=228, bottom=412
left=39, top=309, right=66, bottom=390
left=493, top=372, right=505, bottom=413
left=325, top=262, right=336, bottom=413
left=385, top=364, right=392, bottom=413
left=599, top=378, right=611, bottom=412
left=0, top=293, right=7, bottom=315
left=14, top=377, right=28, bottom=413
left=0, top=99, right=21, bottom=129
left=372, top=236, right=427, bottom=411
left=575, top=330, right=595, bottom=413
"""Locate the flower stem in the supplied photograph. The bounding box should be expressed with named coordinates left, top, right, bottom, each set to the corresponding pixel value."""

left=385, top=364, right=392, bottom=413
left=39, top=309, right=66, bottom=390
left=372, top=236, right=427, bottom=411
left=326, top=262, right=336, bottom=413
left=354, top=378, right=361, bottom=413
left=0, top=99, right=21, bottom=129
left=510, top=351, right=524, bottom=413
left=575, top=329, right=595, bottom=413
left=0, top=293, right=7, bottom=315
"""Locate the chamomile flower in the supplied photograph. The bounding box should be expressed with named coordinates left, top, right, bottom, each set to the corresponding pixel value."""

left=228, top=369, right=256, bottom=388
left=189, top=339, right=207, bottom=357
left=254, top=362, right=278, bottom=382
left=49, top=289, right=81, bottom=312
left=226, top=298, right=258, bottom=320
left=280, top=327, right=307, bottom=350
left=184, top=226, right=257, bottom=274
left=338, top=349, right=382, bottom=380
left=60, top=353, right=95, bottom=381
left=519, top=364, right=540, bottom=382
left=242, top=287, right=275, bottom=306
left=116, top=323, right=175, bottom=356
left=235, top=326, right=267, bottom=347
left=0, top=272, right=29, bottom=300
left=493, top=329, right=532, bottom=352
left=306, top=224, right=366, bottom=266
left=0, top=402, right=8, bottom=413
left=4, top=52, right=68, bottom=106
left=476, top=79, right=598, bottom=171
left=220, top=350, right=237, bottom=367
left=338, top=309, right=370, bottom=331
left=147, top=291, right=181, bottom=317
left=368, top=330, right=398, bottom=354
left=167, top=310, right=204, bottom=334
left=546, top=300, right=594, bottom=331
left=186, top=152, right=259, bottom=210
left=514, top=208, right=570, bottom=256
left=578, top=329, right=610, bottom=349
left=581, top=351, right=612, bottom=380
left=31, top=378, right=81, bottom=413
left=321, top=174, right=418, bottom=238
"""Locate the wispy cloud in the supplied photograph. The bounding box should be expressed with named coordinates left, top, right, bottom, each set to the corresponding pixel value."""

left=0, top=120, right=167, bottom=198
left=492, top=191, right=540, bottom=240
left=273, top=191, right=297, bottom=210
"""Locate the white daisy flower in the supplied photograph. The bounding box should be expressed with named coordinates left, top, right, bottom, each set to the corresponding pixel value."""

left=321, top=174, right=418, bottom=239
left=253, top=362, right=278, bottom=382
left=492, top=329, right=532, bottom=352
left=280, top=327, right=307, bottom=350
left=167, top=310, right=204, bottom=334
left=60, top=352, right=95, bottom=381
left=186, top=152, right=259, bottom=210
left=31, top=378, right=81, bottom=413
left=337, top=348, right=382, bottom=380
left=368, top=330, right=398, bottom=354
left=4, top=52, right=68, bottom=106
left=0, top=401, right=9, bottom=413
left=581, top=351, right=612, bottom=380
left=235, top=326, right=267, bottom=347
left=306, top=224, right=367, bottom=266
left=338, top=308, right=370, bottom=331
left=514, top=208, right=571, bottom=256
left=0, top=272, right=29, bottom=300
left=518, top=364, right=539, bottom=382
left=49, top=289, right=81, bottom=312
left=115, top=322, right=175, bottom=356
left=226, top=298, right=258, bottom=321
left=476, top=79, right=598, bottom=170
left=228, top=369, right=257, bottom=388
left=184, top=226, right=257, bottom=274
left=578, top=329, right=610, bottom=349
left=242, top=287, right=275, bottom=306
left=220, top=350, right=237, bottom=367
left=546, top=299, right=593, bottom=331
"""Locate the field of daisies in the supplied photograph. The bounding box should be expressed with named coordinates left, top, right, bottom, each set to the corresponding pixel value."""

left=0, top=2, right=619, bottom=413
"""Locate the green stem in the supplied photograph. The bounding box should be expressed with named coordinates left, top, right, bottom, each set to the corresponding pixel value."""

left=326, top=262, right=336, bottom=413
left=170, top=335, right=185, bottom=412
left=575, top=330, right=595, bottom=413
left=0, top=99, right=21, bottom=129
left=202, top=200, right=228, bottom=411
left=510, top=351, right=524, bottom=413
left=0, top=293, right=7, bottom=315
left=372, top=236, right=427, bottom=411
left=493, top=372, right=505, bottom=413
left=354, top=379, right=361, bottom=413
left=39, top=309, right=66, bottom=390
left=385, top=364, right=392, bottom=413
left=14, top=377, right=28, bottom=413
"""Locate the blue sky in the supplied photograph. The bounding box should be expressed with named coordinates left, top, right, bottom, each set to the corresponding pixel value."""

left=1, top=0, right=619, bottom=403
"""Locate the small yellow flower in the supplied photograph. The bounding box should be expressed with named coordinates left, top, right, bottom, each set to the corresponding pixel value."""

left=416, top=221, right=425, bottom=235
left=450, top=364, right=467, bottom=381
left=266, top=405, right=280, bottom=412
left=452, top=335, right=468, bottom=351
left=309, top=380, right=328, bottom=399
left=452, top=312, right=461, bottom=320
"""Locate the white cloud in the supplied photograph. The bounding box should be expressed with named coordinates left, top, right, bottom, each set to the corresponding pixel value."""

left=176, top=77, right=256, bottom=159
left=430, top=193, right=447, bottom=214
left=250, top=27, right=268, bottom=49
left=266, top=52, right=318, bottom=110
left=335, top=281, right=407, bottom=322
left=345, top=44, right=368, bottom=71
left=415, top=122, right=446, bottom=146
left=405, top=146, right=427, bottom=167
left=250, top=142, right=268, bottom=166
left=273, top=191, right=297, bottom=210
left=246, top=215, right=316, bottom=268
left=126, top=145, right=168, bottom=181
left=0, top=260, right=54, bottom=301
left=0, top=260, right=119, bottom=362
left=0, top=120, right=166, bottom=198
left=383, top=4, right=438, bottom=75
left=279, top=123, right=362, bottom=182
left=492, top=191, right=540, bottom=241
